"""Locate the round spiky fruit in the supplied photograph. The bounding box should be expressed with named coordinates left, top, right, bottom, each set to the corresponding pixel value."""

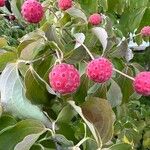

left=88, top=13, right=102, bottom=26
left=141, top=26, right=150, bottom=37
left=133, top=72, right=150, bottom=96
left=58, top=0, right=72, bottom=10
left=49, top=63, right=80, bottom=94
left=86, top=57, right=113, bottom=83
left=0, top=0, right=5, bottom=7
left=21, top=0, right=44, bottom=23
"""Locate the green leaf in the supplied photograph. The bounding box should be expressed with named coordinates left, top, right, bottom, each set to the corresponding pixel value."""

left=25, top=66, right=56, bottom=105
left=55, top=105, right=76, bottom=123
left=68, top=101, right=102, bottom=148
left=0, top=51, right=17, bottom=71
left=0, top=37, right=7, bottom=48
left=44, top=25, right=64, bottom=50
left=10, top=0, right=23, bottom=21
left=73, top=75, right=89, bottom=104
left=119, top=7, right=147, bottom=35
left=92, top=27, right=108, bottom=53
left=106, top=79, right=122, bottom=107
left=0, top=115, right=17, bottom=132
left=20, top=39, right=46, bottom=60
left=66, top=7, right=87, bottom=23
left=0, top=119, right=46, bottom=150
left=82, top=97, right=115, bottom=144
left=77, top=0, right=98, bottom=14
left=0, top=63, right=52, bottom=128
left=117, top=67, right=134, bottom=103
left=52, top=134, right=74, bottom=148
left=108, top=143, right=132, bottom=150
left=0, top=105, right=2, bottom=117
left=14, top=132, right=45, bottom=150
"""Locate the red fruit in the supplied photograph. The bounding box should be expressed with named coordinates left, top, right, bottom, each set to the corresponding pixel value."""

left=88, top=13, right=102, bottom=26
left=58, top=0, right=72, bottom=10
left=86, top=57, right=113, bottom=83
left=0, top=0, right=5, bottom=7
left=141, top=26, right=150, bottom=37
left=49, top=63, right=80, bottom=94
left=21, top=0, right=44, bottom=23
left=133, top=72, right=150, bottom=96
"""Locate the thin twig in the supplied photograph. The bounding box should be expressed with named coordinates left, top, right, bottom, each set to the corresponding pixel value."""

left=113, top=68, right=135, bottom=81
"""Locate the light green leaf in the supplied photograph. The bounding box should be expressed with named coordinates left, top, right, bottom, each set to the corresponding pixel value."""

left=92, top=27, right=108, bottom=53
left=106, top=79, right=122, bottom=107
left=0, top=37, right=7, bottom=48
left=20, top=38, right=46, bottom=60
left=66, top=7, right=87, bottom=23
left=74, top=33, right=85, bottom=49
left=0, top=51, right=17, bottom=71
left=14, top=132, right=45, bottom=150
left=0, top=63, right=52, bottom=128
left=11, top=0, right=23, bottom=21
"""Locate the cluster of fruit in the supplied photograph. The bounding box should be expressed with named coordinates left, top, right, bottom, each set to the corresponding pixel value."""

left=49, top=57, right=150, bottom=97
left=0, top=0, right=149, bottom=96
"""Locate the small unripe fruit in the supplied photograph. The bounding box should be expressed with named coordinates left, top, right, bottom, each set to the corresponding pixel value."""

left=49, top=63, right=80, bottom=94
left=133, top=72, right=150, bottom=96
left=88, top=13, right=102, bottom=26
left=86, top=57, right=113, bottom=83
left=9, top=15, right=16, bottom=21
left=21, top=0, right=44, bottom=23
left=140, top=26, right=150, bottom=37
left=58, top=0, right=72, bottom=10
left=0, top=0, right=5, bottom=7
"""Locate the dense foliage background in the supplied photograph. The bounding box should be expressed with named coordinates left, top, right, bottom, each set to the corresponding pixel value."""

left=0, top=0, right=150, bottom=150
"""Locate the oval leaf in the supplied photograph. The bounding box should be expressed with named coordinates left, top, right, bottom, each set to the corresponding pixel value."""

left=92, top=27, right=108, bottom=52
left=82, top=97, right=115, bottom=144
left=0, top=63, right=52, bottom=128
left=0, top=119, right=45, bottom=150
left=66, top=7, right=87, bottom=23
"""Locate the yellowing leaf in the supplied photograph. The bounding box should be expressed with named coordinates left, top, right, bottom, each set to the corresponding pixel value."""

left=82, top=97, right=115, bottom=144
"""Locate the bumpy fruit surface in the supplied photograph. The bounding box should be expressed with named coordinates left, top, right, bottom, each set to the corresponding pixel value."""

left=0, top=0, right=5, bottom=7
left=58, top=0, right=72, bottom=10
left=133, top=72, right=150, bottom=96
left=140, top=26, right=150, bottom=37
left=49, top=63, right=80, bottom=94
left=86, top=57, right=113, bottom=83
left=88, top=13, right=102, bottom=26
left=21, top=0, right=44, bottom=23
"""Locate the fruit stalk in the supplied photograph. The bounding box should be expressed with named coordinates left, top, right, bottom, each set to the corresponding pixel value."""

left=113, top=68, right=135, bottom=81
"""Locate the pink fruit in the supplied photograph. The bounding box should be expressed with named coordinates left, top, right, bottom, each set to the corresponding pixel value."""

left=0, top=0, right=5, bottom=7
left=58, top=0, right=72, bottom=10
left=140, top=26, right=150, bottom=37
left=21, top=0, right=44, bottom=23
left=49, top=63, right=80, bottom=94
left=88, top=13, right=102, bottom=26
left=133, top=72, right=150, bottom=96
left=86, top=57, right=113, bottom=83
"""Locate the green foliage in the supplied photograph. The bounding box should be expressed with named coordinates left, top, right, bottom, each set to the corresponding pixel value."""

left=0, top=0, right=149, bottom=149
